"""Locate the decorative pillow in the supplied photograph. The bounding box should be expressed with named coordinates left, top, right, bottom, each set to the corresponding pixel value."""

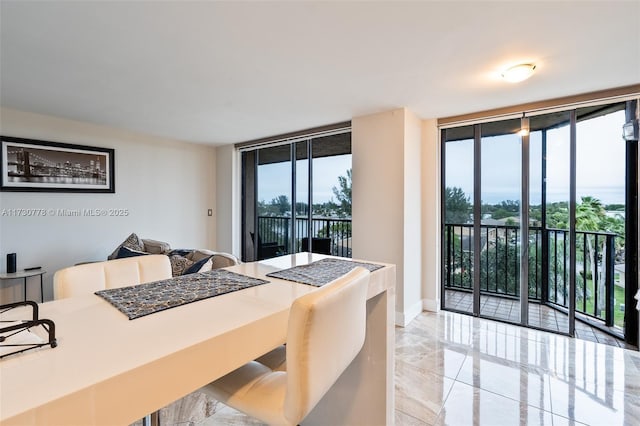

left=211, top=253, right=239, bottom=269
left=115, top=246, right=149, bottom=259
left=108, top=233, right=145, bottom=259
left=182, top=255, right=213, bottom=275
left=142, top=239, right=171, bottom=254
left=198, top=258, right=213, bottom=273
left=188, top=249, right=215, bottom=263
left=168, top=249, right=194, bottom=257
left=169, top=254, right=194, bottom=277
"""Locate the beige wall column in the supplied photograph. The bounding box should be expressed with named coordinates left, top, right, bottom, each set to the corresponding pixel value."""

left=422, top=119, right=440, bottom=311
left=215, top=144, right=241, bottom=257
left=352, top=108, right=423, bottom=325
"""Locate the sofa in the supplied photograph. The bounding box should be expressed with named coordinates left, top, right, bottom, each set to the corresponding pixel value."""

left=108, top=233, right=239, bottom=277
left=54, top=254, right=172, bottom=299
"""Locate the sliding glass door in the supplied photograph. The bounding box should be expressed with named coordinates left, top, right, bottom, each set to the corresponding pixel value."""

left=529, top=111, right=572, bottom=335
left=479, top=119, right=523, bottom=324
left=574, top=105, right=628, bottom=335
left=256, top=145, right=292, bottom=259
left=441, top=100, right=638, bottom=344
left=241, top=131, right=352, bottom=262
left=442, top=126, right=474, bottom=315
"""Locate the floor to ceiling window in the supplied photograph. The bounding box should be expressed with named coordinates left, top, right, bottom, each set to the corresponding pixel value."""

left=479, top=118, right=524, bottom=324
left=240, top=128, right=352, bottom=262
left=442, top=125, right=474, bottom=316
left=441, top=99, right=638, bottom=346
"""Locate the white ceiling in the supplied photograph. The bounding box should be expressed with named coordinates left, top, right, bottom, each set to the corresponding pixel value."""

left=1, top=1, right=639, bottom=145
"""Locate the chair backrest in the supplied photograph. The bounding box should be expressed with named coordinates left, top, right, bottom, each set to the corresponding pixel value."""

left=301, top=237, right=332, bottom=255
left=53, top=254, right=172, bottom=299
left=283, top=266, right=370, bottom=424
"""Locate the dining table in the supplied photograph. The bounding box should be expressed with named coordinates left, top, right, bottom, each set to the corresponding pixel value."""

left=0, top=253, right=396, bottom=425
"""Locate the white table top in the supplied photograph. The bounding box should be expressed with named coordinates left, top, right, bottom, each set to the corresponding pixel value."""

left=0, top=253, right=394, bottom=425
left=0, top=270, right=46, bottom=279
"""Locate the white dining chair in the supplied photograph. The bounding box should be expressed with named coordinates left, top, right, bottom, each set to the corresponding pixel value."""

left=201, top=266, right=370, bottom=425
left=53, top=254, right=172, bottom=299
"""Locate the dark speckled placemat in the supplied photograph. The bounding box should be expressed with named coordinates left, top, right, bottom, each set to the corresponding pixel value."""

left=95, top=269, right=269, bottom=320
left=266, top=258, right=384, bottom=287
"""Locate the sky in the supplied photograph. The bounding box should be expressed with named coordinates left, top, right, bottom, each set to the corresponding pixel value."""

left=445, top=110, right=626, bottom=205
left=256, top=109, right=627, bottom=208
left=258, top=154, right=352, bottom=204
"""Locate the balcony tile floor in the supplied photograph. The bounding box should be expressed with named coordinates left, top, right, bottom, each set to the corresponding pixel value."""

left=445, top=289, right=634, bottom=350
left=182, top=310, right=640, bottom=425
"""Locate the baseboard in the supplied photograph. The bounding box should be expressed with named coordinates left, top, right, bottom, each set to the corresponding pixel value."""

left=395, top=299, right=441, bottom=326
left=423, top=298, right=440, bottom=312
left=395, top=300, right=423, bottom=327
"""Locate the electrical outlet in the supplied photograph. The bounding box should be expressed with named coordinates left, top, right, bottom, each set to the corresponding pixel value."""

left=207, top=209, right=213, bottom=216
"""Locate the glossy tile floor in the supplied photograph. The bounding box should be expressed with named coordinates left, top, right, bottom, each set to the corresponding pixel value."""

left=445, top=289, right=632, bottom=349
left=394, top=311, right=640, bottom=425
left=194, top=311, right=640, bottom=426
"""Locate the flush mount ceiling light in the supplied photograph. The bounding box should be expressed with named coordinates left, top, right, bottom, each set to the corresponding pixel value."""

left=501, top=63, right=536, bottom=83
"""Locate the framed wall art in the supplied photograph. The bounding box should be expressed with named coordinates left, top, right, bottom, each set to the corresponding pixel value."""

left=0, top=136, right=115, bottom=193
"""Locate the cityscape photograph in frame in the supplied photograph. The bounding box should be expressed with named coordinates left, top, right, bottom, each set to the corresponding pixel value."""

left=0, top=136, right=115, bottom=193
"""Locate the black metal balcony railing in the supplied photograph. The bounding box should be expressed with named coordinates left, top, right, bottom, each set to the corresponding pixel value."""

left=444, top=223, right=618, bottom=326
left=257, top=216, right=352, bottom=258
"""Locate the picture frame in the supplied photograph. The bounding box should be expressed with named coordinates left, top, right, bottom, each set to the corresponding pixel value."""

left=0, top=136, right=115, bottom=193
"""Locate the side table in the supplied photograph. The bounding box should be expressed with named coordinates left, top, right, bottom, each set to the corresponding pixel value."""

left=0, top=270, right=46, bottom=303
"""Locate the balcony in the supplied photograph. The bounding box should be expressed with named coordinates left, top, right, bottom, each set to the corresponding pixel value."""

left=256, top=216, right=352, bottom=259
left=256, top=218, right=624, bottom=340
left=444, top=223, right=623, bottom=337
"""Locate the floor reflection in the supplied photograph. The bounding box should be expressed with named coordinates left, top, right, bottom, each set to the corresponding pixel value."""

left=401, top=311, right=640, bottom=425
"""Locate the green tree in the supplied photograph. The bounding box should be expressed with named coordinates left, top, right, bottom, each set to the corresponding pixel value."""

left=576, top=196, right=605, bottom=231
left=545, top=202, right=569, bottom=229
left=445, top=187, right=472, bottom=224
left=491, top=200, right=520, bottom=220
left=268, top=195, right=291, bottom=216
left=529, top=204, right=542, bottom=223
left=605, top=203, right=625, bottom=212
left=445, top=232, right=473, bottom=289
left=332, top=169, right=352, bottom=217
left=257, top=199, right=268, bottom=216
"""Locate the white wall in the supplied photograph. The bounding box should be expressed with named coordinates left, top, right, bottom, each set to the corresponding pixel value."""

left=402, top=110, right=423, bottom=322
left=352, top=108, right=424, bottom=325
left=0, top=108, right=217, bottom=302
left=215, top=144, right=240, bottom=256
left=421, top=119, right=440, bottom=311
